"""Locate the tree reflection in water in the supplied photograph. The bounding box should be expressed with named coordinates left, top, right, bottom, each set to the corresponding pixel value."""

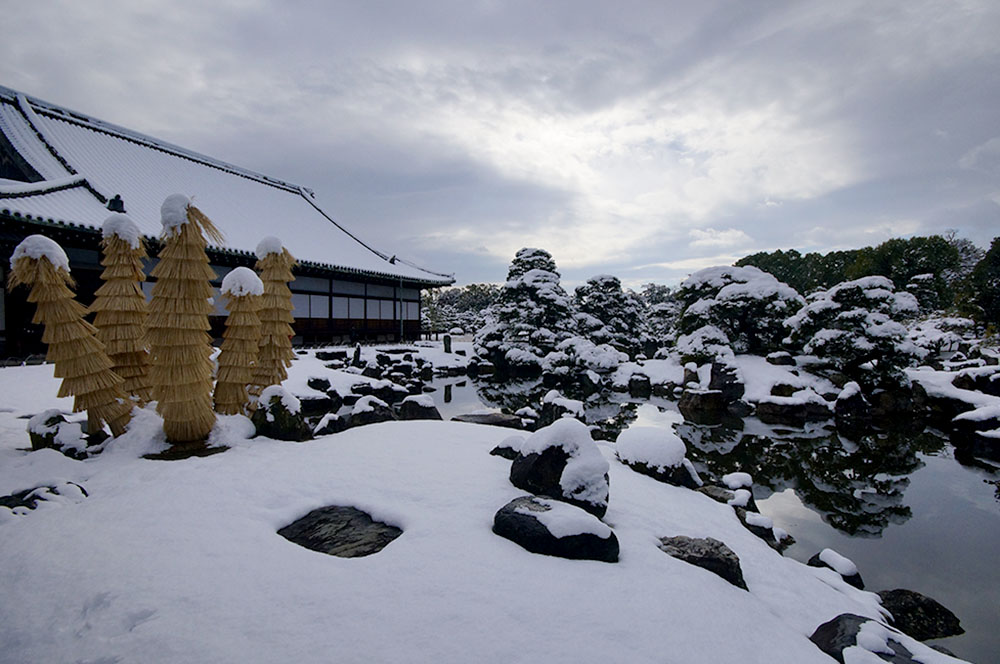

left=471, top=377, right=953, bottom=537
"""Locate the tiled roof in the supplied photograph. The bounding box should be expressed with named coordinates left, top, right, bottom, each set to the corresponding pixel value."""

left=0, top=85, right=453, bottom=286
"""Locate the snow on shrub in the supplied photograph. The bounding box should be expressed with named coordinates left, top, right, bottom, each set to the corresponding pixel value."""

left=907, top=316, right=977, bottom=359
left=784, top=276, right=922, bottom=390
left=574, top=274, right=649, bottom=356
left=542, top=336, right=629, bottom=377
left=676, top=266, right=804, bottom=356
left=675, top=325, right=734, bottom=365
left=474, top=248, right=576, bottom=374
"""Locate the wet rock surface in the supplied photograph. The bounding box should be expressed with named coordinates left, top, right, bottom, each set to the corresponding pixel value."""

left=658, top=535, right=747, bottom=590
left=277, top=506, right=402, bottom=558
left=877, top=588, right=964, bottom=641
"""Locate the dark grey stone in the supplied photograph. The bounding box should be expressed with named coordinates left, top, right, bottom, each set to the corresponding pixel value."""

left=696, top=484, right=759, bottom=513
left=509, top=444, right=609, bottom=518
left=877, top=589, right=964, bottom=641
left=809, top=614, right=914, bottom=664
left=278, top=506, right=402, bottom=558
left=755, top=399, right=831, bottom=425
left=27, top=412, right=66, bottom=452
left=452, top=413, right=524, bottom=429
left=313, top=414, right=347, bottom=436
left=0, top=482, right=88, bottom=511
left=709, top=362, right=745, bottom=402
left=678, top=389, right=727, bottom=424
left=346, top=401, right=396, bottom=428
left=306, top=377, right=332, bottom=393
left=808, top=552, right=865, bottom=589
left=658, top=535, right=747, bottom=590
left=397, top=399, right=443, bottom=421
left=315, top=350, right=348, bottom=362
left=251, top=395, right=313, bottom=442
left=490, top=444, right=520, bottom=460
left=628, top=373, right=652, bottom=398
left=621, top=458, right=700, bottom=490
left=492, top=495, right=618, bottom=563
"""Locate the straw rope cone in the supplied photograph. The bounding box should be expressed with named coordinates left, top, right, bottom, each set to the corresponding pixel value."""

left=214, top=285, right=262, bottom=416
left=249, top=247, right=296, bottom=397
left=9, top=244, right=132, bottom=438
left=148, top=201, right=221, bottom=443
left=91, top=230, right=152, bottom=404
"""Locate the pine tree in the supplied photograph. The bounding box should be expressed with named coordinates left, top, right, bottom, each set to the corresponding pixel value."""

left=249, top=237, right=296, bottom=397
left=90, top=213, right=152, bottom=404
left=214, top=267, right=263, bottom=415
left=9, top=235, right=132, bottom=437
left=148, top=195, right=222, bottom=443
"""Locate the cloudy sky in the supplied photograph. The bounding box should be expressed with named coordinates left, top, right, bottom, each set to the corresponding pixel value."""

left=3, top=0, right=999, bottom=288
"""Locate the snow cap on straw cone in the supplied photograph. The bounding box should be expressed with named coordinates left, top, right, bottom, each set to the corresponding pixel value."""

left=9, top=234, right=132, bottom=437
left=214, top=267, right=263, bottom=415
left=147, top=195, right=222, bottom=443
left=90, top=213, right=152, bottom=405
left=249, top=236, right=297, bottom=398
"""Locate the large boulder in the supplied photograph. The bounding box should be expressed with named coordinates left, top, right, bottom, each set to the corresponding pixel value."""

left=658, top=535, right=747, bottom=590
left=492, top=495, right=618, bottom=563
left=277, top=505, right=402, bottom=558
left=708, top=362, right=744, bottom=402
left=876, top=589, right=963, bottom=641
left=615, top=426, right=702, bottom=489
left=755, top=393, right=832, bottom=425
left=509, top=418, right=610, bottom=518
left=678, top=389, right=727, bottom=424
left=397, top=395, right=443, bottom=421
left=808, top=614, right=953, bottom=664
left=808, top=548, right=864, bottom=589
left=251, top=387, right=312, bottom=441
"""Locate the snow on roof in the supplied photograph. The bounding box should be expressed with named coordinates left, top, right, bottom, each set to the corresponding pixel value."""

left=0, top=86, right=452, bottom=286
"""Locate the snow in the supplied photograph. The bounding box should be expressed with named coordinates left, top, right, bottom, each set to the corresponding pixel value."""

left=521, top=418, right=610, bottom=508
left=515, top=497, right=614, bottom=539
left=0, top=174, right=85, bottom=195
left=615, top=426, right=687, bottom=470
left=0, top=355, right=951, bottom=664
left=27, top=409, right=64, bottom=435
left=842, top=620, right=960, bottom=664
left=838, top=382, right=862, bottom=401
left=745, top=512, right=773, bottom=529
left=542, top=390, right=585, bottom=417
left=723, top=472, right=753, bottom=490
left=728, top=489, right=752, bottom=507
left=259, top=385, right=301, bottom=417
left=401, top=394, right=435, bottom=408
left=221, top=266, right=264, bottom=297
left=159, top=193, right=191, bottom=233
left=953, top=404, right=1000, bottom=423
left=101, top=213, right=142, bottom=248
left=10, top=234, right=70, bottom=271
left=255, top=235, right=284, bottom=259
left=818, top=548, right=859, bottom=577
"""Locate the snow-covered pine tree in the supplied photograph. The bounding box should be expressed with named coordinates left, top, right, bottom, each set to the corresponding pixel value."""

left=9, top=235, right=132, bottom=437
left=148, top=195, right=222, bottom=443
left=90, top=213, right=152, bottom=404
left=574, top=274, right=648, bottom=356
left=214, top=267, right=263, bottom=415
left=249, top=237, right=296, bottom=397
left=784, top=276, right=921, bottom=391
left=473, top=248, right=576, bottom=376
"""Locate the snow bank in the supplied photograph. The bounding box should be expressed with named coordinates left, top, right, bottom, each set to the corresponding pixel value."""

left=11, top=234, right=70, bottom=271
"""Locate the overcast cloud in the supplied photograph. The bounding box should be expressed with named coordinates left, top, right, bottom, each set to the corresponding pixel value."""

left=3, top=0, right=998, bottom=288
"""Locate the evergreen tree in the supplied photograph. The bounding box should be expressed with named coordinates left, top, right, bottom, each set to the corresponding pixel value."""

left=250, top=237, right=296, bottom=396
left=574, top=274, right=648, bottom=356
left=214, top=267, right=263, bottom=415
left=90, top=214, right=152, bottom=404
left=474, top=248, right=576, bottom=374
left=969, top=236, right=1000, bottom=327
left=148, top=195, right=221, bottom=443
left=9, top=235, right=132, bottom=437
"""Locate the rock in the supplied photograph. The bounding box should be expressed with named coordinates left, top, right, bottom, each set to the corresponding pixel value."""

left=315, top=350, right=348, bottom=362
left=346, top=396, right=396, bottom=428
left=834, top=382, right=872, bottom=433
left=696, top=484, right=759, bottom=513
left=678, top=389, right=727, bottom=424
left=726, top=400, right=753, bottom=417
left=306, top=377, right=332, bottom=393
left=443, top=334, right=452, bottom=353
left=492, top=495, right=619, bottom=563
left=766, top=351, right=795, bottom=366
left=755, top=398, right=831, bottom=425
left=313, top=413, right=348, bottom=436
left=734, top=507, right=786, bottom=550
left=361, top=364, right=382, bottom=379
left=277, top=505, right=402, bottom=558
left=876, top=589, right=963, bottom=641
left=373, top=383, right=409, bottom=405
left=658, top=536, right=747, bottom=590
left=709, top=362, right=744, bottom=402
left=623, top=459, right=701, bottom=489
left=0, top=482, right=88, bottom=512
left=682, top=363, right=700, bottom=386
left=351, top=344, right=363, bottom=367
left=628, top=373, right=652, bottom=398
left=490, top=445, right=520, bottom=460
left=451, top=413, right=524, bottom=429
left=397, top=395, right=442, bottom=420
left=510, top=419, right=610, bottom=518
left=298, top=395, right=336, bottom=417
left=251, top=390, right=313, bottom=441
left=808, top=614, right=941, bottom=664
left=770, top=383, right=798, bottom=398
left=808, top=550, right=864, bottom=589
left=952, top=366, right=1000, bottom=397
left=26, top=410, right=67, bottom=452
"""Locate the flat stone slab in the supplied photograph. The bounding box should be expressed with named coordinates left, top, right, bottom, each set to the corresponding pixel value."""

left=452, top=413, right=524, bottom=429
left=278, top=506, right=402, bottom=558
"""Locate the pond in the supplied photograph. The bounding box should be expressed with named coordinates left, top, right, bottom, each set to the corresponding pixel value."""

left=427, top=376, right=1000, bottom=663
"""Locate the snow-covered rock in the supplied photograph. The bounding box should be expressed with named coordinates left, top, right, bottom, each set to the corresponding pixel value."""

left=493, top=495, right=619, bottom=563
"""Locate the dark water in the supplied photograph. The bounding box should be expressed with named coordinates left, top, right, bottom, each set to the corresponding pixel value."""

left=428, top=377, right=1000, bottom=663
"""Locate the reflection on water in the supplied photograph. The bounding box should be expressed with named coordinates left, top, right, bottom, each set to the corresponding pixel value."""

left=427, top=376, right=1000, bottom=663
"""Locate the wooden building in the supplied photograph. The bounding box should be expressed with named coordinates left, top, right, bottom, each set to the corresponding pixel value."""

left=0, top=85, right=453, bottom=357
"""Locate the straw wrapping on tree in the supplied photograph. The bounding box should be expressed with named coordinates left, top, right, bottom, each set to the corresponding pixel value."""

left=249, top=238, right=296, bottom=397
left=214, top=267, right=263, bottom=415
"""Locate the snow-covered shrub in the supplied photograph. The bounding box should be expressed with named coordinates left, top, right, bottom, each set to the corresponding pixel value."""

left=676, top=266, right=804, bottom=356
left=474, top=248, right=577, bottom=376
left=784, top=276, right=922, bottom=390
left=542, top=336, right=628, bottom=377
left=675, top=325, right=734, bottom=365
left=907, top=316, right=977, bottom=360
left=574, top=275, right=648, bottom=356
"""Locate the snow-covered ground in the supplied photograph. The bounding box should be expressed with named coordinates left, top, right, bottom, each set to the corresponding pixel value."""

left=0, top=357, right=969, bottom=663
